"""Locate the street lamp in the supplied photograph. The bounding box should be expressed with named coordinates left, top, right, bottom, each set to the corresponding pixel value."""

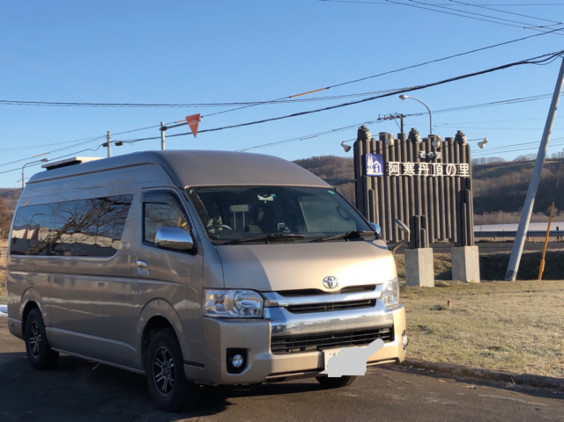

left=21, top=158, right=49, bottom=190
left=341, top=140, right=352, bottom=152
left=399, top=95, right=433, bottom=135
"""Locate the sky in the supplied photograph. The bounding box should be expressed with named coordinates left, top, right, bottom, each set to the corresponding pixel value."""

left=2, top=0, right=564, bottom=188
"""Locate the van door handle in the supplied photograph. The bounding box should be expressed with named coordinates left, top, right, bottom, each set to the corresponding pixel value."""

left=136, top=259, right=149, bottom=276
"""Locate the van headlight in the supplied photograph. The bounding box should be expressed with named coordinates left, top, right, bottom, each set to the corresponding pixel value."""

left=204, top=289, right=264, bottom=318
left=382, top=278, right=400, bottom=307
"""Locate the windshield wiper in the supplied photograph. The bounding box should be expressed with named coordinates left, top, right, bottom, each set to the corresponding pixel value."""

left=223, top=233, right=307, bottom=245
left=311, top=230, right=375, bottom=243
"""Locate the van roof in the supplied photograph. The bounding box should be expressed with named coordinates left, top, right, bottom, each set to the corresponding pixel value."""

left=28, top=150, right=329, bottom=188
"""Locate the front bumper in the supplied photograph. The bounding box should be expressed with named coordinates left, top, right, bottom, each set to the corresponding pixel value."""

left=187, top=303, right=407, bottom=385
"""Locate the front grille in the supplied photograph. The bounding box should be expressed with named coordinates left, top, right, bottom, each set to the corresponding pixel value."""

left=286, top=299, right=376, bottom=313
left=277, top=284, right=376, bottom=297
left=271, top=327, right=394, bottom=355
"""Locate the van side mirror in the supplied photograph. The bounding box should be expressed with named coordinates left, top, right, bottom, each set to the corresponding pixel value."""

left=155, top=227, right=195, bottom=252
left=392, top=219, right=410, bottom=253
left=394, top=218, right=410, bottom=235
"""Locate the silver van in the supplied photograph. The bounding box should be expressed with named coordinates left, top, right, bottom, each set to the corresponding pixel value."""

left=7, top=150, right=407, bottom=411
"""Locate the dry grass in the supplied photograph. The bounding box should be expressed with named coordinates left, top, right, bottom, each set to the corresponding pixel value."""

left=401, top=280, right=564, bottom=378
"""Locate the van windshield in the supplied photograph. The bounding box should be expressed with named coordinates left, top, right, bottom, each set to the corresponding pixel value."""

left=188, top=186, right=376, bottom=244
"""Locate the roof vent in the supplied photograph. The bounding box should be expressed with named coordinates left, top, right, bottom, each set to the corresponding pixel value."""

left=43, top=156, right=102, bottom=171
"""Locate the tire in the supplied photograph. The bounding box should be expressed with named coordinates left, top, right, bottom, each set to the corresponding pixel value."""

left=315, top=375, right=357, bottom=388
left=24, top=308, right=59, bottom=370
left=145, top=328, right=198, bottom=412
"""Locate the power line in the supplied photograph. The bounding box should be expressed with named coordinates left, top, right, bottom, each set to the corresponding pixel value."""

left=403, top=0, right=562, bottom=30
left=238, top=98, right=564, bottom=153
left=159, top=50, right=564, bottom=138
left=113, top=93, right=563, bottom=152
left=3, top=50, right=563, bottom=174
left=449, top=0, right=562, bottom=26
left=2, top=27, right=562, bottom=113
left=318, top=1, right=564, bottom=5
left=382, top=0, right=564, bottom=32
left=236, top=117, right=387, bottom=152
left=472, top=138, right=564, bottom=158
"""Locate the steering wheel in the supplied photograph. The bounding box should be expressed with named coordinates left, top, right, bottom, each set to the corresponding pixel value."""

left=208, top=224, right=233, bottom=233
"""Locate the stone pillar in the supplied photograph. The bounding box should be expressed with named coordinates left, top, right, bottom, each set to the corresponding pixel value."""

left=405, top=248, right=435, bottom=287
left=451, top=245, right=480, bottom=283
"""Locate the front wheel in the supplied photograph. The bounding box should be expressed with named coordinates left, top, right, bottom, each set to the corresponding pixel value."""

left=145, top=328, right=198, bottom=412
left=24, top=308, right=59, bottom=370
left=315, top=375, right=357, bottom=388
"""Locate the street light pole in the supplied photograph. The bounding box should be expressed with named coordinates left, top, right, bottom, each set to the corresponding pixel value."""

left=399, top=95, right=433, bottom=135
left=21, top=157, right=49, bottom=190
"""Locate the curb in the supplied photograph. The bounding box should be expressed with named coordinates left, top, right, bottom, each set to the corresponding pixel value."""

left=402, top=358, right=564, bottom=391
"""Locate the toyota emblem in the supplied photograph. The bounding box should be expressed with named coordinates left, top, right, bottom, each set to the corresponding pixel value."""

left=322, top=276, right=338, bottom=290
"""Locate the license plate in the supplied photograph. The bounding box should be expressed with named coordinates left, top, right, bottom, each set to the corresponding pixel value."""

left=323, top=348, right=341, bottom=370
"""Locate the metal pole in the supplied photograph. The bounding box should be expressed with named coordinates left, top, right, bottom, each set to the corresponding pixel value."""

left=399, top=95, right=432, bottom=134
left=538, top=202, right=555, bottom=280
left=21, top=156, right=49, bottom=191
left=504, top=56, right=564, bottom=281
left=160, top=122, right=166, bottom=150
left=400, top=114, right=404, bottom=134
left=106, top=131, right=111, bottom=157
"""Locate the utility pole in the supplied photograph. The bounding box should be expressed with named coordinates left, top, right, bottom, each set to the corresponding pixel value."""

left=505, top=56, right=564, bottom=281
left=160, top=122, right=166, bottom=150
left=105, top=131, right=111, bottom=157
left=21, top=155, right=49, bottom=190
left=379, top=113, right=405, bottom=133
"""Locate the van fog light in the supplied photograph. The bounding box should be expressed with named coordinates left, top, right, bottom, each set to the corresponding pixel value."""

left=232, top=354, right=244, bottom=368
left=227, top=348, right=248, bottom=374
left=402, top=331, right=409, bottom=349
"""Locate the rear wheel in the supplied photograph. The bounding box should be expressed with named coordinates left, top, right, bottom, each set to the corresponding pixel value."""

left=145, top=328, right=198, bottom=412
left=315, top=375, right=357, bottom=388
left=24, top=308, right=59, bottom=370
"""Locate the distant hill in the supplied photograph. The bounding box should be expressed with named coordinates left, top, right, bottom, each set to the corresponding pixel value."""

left=293, top=156, right=355, bottom=203
left=0, top=188, right=20, bottom=210
left=472, top=159, right=563, bottom=217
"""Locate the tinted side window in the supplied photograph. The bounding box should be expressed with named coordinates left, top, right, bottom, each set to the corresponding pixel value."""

left=143, top=191, right=190, bottom=245
left=10, top=195, right=133, bottom=257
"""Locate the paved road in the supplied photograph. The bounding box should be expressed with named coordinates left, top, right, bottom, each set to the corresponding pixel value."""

left=1, top=319, right=562, bottom=422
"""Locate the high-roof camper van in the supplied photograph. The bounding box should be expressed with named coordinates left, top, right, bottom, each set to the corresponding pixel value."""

left=7, top=150, right=407, bottom=411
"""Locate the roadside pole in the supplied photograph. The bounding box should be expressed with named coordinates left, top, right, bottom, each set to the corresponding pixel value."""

left=505, top=56, right=564, bottom=281
left=106, top=131, right=111, bottom=157
left=538, top=202, right=555, bottom=280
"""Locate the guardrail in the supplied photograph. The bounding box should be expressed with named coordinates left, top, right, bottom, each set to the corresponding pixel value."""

left=474, top=230, right=564, bottom=238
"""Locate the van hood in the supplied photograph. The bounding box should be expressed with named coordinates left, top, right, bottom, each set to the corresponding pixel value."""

left=215, top=240, right=396, bottom=291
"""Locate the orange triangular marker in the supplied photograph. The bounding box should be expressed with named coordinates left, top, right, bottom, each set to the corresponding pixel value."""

left=186, top=113, right=201, bottom=137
